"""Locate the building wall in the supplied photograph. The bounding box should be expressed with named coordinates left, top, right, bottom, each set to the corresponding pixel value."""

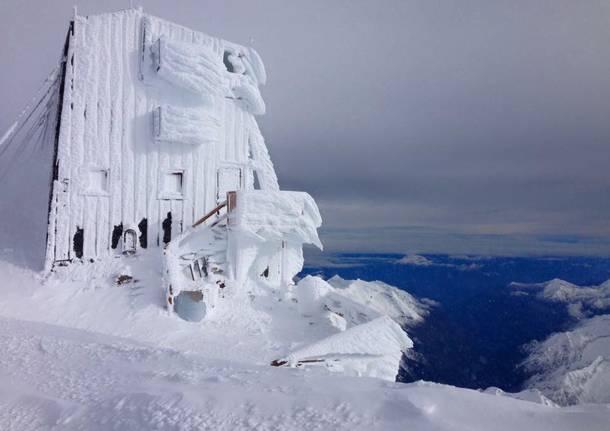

left=47, top=9, right=277, bottom=265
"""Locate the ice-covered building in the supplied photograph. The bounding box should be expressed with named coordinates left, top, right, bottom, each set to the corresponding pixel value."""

left=0, top=8, right=322, bottom=319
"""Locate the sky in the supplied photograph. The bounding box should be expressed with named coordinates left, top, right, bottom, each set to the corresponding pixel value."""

left=1, top=0, right=610, bottom=256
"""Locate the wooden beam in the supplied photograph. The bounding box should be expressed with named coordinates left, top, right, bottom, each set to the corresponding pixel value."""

left=192, top=201, right=227, bottom=228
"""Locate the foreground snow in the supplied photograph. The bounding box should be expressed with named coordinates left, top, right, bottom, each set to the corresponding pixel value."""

left=513, top=278, right=610, bottom=405
left=1, top=316, right=608, bottom=431
left=1, top=257, right=609, bottom=429
left=0, top=253, right=426, bottom=382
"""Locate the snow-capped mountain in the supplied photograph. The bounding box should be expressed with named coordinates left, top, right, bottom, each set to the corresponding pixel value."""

left=513, top=278, right=610, bottom=404
left=522, top=314, right=610, bottom=405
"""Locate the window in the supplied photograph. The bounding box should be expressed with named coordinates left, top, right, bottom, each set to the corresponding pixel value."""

left=160, top=170, right=184, bottom=199
left=84, top=169, right=109, bottom=196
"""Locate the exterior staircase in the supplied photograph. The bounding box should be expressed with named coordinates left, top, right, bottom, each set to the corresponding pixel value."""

left=164, top=198, right=233, bottom=319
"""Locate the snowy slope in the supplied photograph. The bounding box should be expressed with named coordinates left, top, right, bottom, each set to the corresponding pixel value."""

left=0, top=252, right=426, bottom=380
left=513, top=278, right=610, bottom=404
left=1, top=256, right=610, bottom=429
left=522, top=314, right=610, bottom=405
left=1, top=316, right=609, bottom=431
left=280, top=316, right=412, bottom=381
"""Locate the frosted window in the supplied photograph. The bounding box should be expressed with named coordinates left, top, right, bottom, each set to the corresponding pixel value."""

left=162, top=171, right=184, bottom=198
left=87, top=169, right=108, bottom=194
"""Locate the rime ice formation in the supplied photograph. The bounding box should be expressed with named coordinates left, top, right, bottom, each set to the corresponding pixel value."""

left=0, top=8, right=279, bottom=270
left=2, top=8, right=610, bottom=428
left=153, top=105, right=222, bottom=146
left=0, top=8, right=422, bottom=383
left=152, top=36, right=225, bottom=98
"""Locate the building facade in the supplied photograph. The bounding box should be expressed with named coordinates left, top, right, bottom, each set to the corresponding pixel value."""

left=46, top=8, right=278, bottom=266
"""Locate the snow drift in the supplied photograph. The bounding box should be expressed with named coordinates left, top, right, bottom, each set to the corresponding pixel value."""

left=279, top=316, right=412, bottom=381
left=2, top=316, right=608, bottom=431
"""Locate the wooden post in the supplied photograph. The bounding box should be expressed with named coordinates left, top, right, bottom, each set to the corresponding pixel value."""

left=227, top=191, right=237, bottom=213
left=192, top=201, right=227, bottom=228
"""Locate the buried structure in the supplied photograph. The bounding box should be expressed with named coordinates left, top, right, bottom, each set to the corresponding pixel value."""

left=0, top=8, right=421, bottom=381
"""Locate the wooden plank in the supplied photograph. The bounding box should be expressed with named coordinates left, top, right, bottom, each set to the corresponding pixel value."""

left=133, top=12, right=148, bottom=239
left=121, top=10, right=136, bottom=230
left=192, top=201, right=226, bottom=228
left=145, top=17, right=160, bottom=249
left=109, top=12, right=124, bottom=256
left=96, top=14, right=112, bottom=256
left=82, top=16, right=102, bottom=259
left=53, top=23, right=76, bottom=261
left=69, top=17, right=90, bottom=259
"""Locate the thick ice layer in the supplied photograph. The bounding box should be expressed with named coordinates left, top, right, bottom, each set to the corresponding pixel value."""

left=154, top=105, right=221, bottom=146
left=283, top=316, right=412, bottom=381
left=244, top=47, right=267, bottom=85
left=232, top=77, right=266, bottom=115
left=231, top=190, right=322, bottom=248
left=223, top=45, right=267, bottom=86
left=152, top=35, right=225, bottom=98
left=247, top=119, right=279, bottom=191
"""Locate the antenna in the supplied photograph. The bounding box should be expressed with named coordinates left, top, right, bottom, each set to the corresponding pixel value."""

left=73, top=5, right=78, bottom=18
